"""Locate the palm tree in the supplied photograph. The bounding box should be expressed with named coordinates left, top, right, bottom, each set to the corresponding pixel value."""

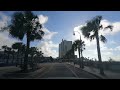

left=65, top=49, right=72, bottom=60
left=73, top=40, right=80, bottom=59
left=4, top=11, right=44, bottom=71
left=11, top=49, right=15, bottom=64
left=2, top=45, right=7, bottom=60
left=81, top=16, right=113, bottom=75
left=6, top=47, right=12, bottom=64
left=29, top=47, right=38, bottom=61
left=29, top=47, right=38, bottom=69
left=80, top=38, right=85, bottom=68
left=73, top=39, right=85, bottom=68
left=2, top=46, right=12, bottom=64
left=12, top=42, right=24, bottom=65
left=71, top=43, right=76, bottom=59
left=36, top=50, right=44, bottom=63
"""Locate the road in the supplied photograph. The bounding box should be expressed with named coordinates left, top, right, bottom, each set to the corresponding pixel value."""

left=0, top=63, right=99, bottom=79
left=27, top=63, right=99, bottom=79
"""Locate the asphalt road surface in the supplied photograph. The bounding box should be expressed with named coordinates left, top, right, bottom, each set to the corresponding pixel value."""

left=27, top=63, right=99, bottom=79
left=0, top=63, right=99, bottom=79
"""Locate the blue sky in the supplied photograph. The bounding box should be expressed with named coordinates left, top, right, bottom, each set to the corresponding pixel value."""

left=0, top=11, right=120, bottom=61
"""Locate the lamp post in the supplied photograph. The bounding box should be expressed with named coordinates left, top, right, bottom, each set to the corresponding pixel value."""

left=73, top=31, right=83, bottom=68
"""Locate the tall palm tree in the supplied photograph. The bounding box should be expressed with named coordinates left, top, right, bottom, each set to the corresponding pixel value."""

left=80, top=38, right=85, bottom=68
left=36, top=50, right=44, bottom=63
left=2, top=45, right=7, bottom=60
left=11, top=49, right=15, bottom=64
left=65, top=49, right=72, bottom=59
left=12, top=42, right=23, bottom=65
left=73, top=39, right=85, bottom=68
left=73, top=40, right=80, bottom=59
left=2, top=46, right=12, bottom=64
left=6, top=47, right=12, bottom=64
left=29, top=47, right=38, bottom=69
left=81, top=16, right=113, bottom=75
left=79, top=37, right=85, bottom=58
left=4, top=11, right=44, bottom=71
left=71, top=43, right=76, bottom=59
left=29, top=47, right=38, bottom=61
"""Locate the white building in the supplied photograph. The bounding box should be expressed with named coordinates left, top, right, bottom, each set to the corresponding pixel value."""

left=59, top=39, right=72, bottom=58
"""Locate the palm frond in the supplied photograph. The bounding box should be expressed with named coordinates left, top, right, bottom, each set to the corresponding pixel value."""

left=99, top=25, right=103, bottom=30
left=105, top=25, right=113, bottom=31
left=81, top=26, right=90, bottom=38
left=8, top=11, right=44, bottom=42
left=12, top=42, right=24, bottom=52
left=100, top=35, right=107, bottom=43
left=81, top=16, right=102, bottom=40
left=90, top=34, right=95, bottom=41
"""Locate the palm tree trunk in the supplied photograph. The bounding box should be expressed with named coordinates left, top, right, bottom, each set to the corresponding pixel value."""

left=24, top=32, right=30, bottom=71
left=16, top=50, right=19, bottom=67
left=3, top=52, right=5, bottom=60
left=72, top=49, right=75, bottom=59
left=96, top=32, right=104, bottom=75
left=78, top=48, right=81, bottom=59
left=81, top=49, right=83, bottom=57
left=81, top=50, right=84, bottom=68
left=12, top=53, right=14, bottom=64
left=78, top=48, right=81, bottom=68
left=6, top=53, right=9, bottom=64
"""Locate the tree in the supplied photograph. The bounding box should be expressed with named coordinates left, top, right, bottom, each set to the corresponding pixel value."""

left=35, top=50, right=44, bottom=63
left=73, top=39, right=85, bottom=68
left=108, top=57, right=114, bottom=62
left=11, top=49, right=15, bottom=64
left=12, top=42, right=24, bottom=66
left=71, top=43, right=76, bottom=59
left=4, top=11, right=44, bottom=71
left=2, top=45, right=12, bottom=64
left=29, top=47, right=38, bottom=61
left=2, top=45, right=7, bottom=60
left=7, top=47, right=12, bottom=61
left=29, top=47, right=38, bottom=70
left=6, top=47, right=12, bottom=64
left=64, top=49, right=73, bottom=60
left=81, top=16, right=113, bottom=75
left=50, top=56, right=54, bottom=62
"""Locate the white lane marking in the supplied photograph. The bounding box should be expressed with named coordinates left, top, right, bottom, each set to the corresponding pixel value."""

left=64, top=64, right=79, bottom=78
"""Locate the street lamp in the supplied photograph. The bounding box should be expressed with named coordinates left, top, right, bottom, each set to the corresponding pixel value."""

left=73, top=31, right=83, bottom=68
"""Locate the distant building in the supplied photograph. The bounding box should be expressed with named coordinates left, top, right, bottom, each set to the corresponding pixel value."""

left=59, top=39, right=72, bottom=58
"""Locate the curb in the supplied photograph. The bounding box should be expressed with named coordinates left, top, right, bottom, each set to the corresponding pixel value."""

left=67, top=63, right=104, bottom=79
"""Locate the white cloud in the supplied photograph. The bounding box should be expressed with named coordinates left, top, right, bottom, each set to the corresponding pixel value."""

left=37, top=14, right=58, bottom=58
left=0, top=12, right=19, bottom=48
left=38, top=15, right=48, bottom=24
left=109, top=40, right=117, bottom=45
left=115, top=46, right=120, bottom=51
left=42, top=28, right=58, bottom=40
left=37, top=41, right=58, bottom=58
left=0, top=32, right=20, bottom=48
left=0, top=12, right=10, bottom=30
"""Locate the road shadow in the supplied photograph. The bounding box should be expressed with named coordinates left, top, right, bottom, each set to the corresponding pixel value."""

left=2, top=67, right=42, bottom=79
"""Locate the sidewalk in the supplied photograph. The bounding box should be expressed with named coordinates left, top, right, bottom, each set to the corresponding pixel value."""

left=67, top=62, right=120, bottom=79
left=0, top=64, right=45, bottom=79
